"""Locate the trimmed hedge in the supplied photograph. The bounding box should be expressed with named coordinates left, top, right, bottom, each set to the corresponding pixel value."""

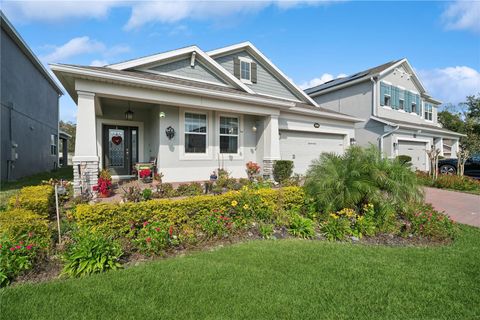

left=0, top=208, right=51, bottom=245
left=70, top=187, right=305, bottom=237
left=8, top=186, right=54, bottom=217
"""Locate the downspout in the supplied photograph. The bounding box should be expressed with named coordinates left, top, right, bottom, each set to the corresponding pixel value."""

left=379, top=125, right=400, bottom=158
left=370, top=77, right=377, bottom=117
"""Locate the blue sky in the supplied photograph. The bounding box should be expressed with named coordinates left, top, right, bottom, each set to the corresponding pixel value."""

left=2, top=0, right=479, bottom=122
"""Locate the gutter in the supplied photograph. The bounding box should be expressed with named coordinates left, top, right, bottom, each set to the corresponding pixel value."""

left=378, top=124, right=400, bottom=158
left=286, top=106, right=364, bottom=123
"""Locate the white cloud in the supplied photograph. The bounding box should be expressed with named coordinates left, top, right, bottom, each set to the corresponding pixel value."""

left=90, top=59, right=109, bottom=67
left=442, top=0, right=480, bottom=33
left=418, top=66, right=480, bottom=104
left=41, top=36, right=129, bottom=63
left=298, top=73, right=347, bottom=90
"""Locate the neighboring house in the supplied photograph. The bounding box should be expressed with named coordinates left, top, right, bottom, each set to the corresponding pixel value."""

left=305, top=58, right=464, bottom=171
left=51, top=42, right=361, bottom=194
left=0, top=12, right=63, bottom=182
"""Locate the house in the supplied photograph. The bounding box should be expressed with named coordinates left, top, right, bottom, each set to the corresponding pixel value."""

left=50, top=42, right=362, bottom=195
left=0, top=12, right=63, bottom=182
left=305, top=58, right=464, bottom=171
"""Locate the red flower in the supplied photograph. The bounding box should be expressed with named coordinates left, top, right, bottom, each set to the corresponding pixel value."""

left=143, top=221, right=149, bottom=227
left=19, top=241, right=24, bottom=245
left=15, top=245, right=21, bottom=249
left=26, top=245, right=32, bottom=250
left=169, top=225, right=173, bottom=236
left=146, top=237, right=152, bottom=243
left=10, top=247, right=15, bottom=252
left=139, top=169, right=151, bottom=179
left=28, top=232, right=33, bottom=238
left=155, top=227, right=161, bottom=232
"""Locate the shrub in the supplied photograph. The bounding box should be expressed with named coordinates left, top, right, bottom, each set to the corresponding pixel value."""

left=288, top=214, right=315, bottom=238
left=122, top=185, right=142, bottom=203
left=133, top=221, right=179, bottom=255
left=304, top=146, right=423, bottom=214
left=142, top=188, right=153, bottom=201
left=8, top=185, right=54, bottom=217
left=273, top=160, right=294, bottom=183
left=155, top=183, right=176, bottom=198
left=320, top=214, right=352, bottom=241
left=0, top=235, right=41, bottom=287
left=199, top=209, right=234, bottom=238
left=62, top=230, right=123, bottom=277
left=416, top=171, right=480, bottom=193
left=176, top=183, right=203, bottom=197
left=259, top=223, right=274, bottom=239
left=406, top=204, right=456, bottom=240
left=0, top=208, right=51, bottom=247
left=246, top=161, right=261, bottom=180
left=396, top=155, right=412, bottom=166
left=70, top=187, right=304, bottom=238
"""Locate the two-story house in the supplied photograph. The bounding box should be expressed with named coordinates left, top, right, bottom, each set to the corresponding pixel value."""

left=305, top=58, right=464, bottom=171
left=1, top=12, right=64, bottom=182
left=51, top=42, right=362, bottom=194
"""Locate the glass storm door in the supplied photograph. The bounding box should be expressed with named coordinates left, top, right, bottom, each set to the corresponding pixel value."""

left=103, top=125, right=138, bottom=175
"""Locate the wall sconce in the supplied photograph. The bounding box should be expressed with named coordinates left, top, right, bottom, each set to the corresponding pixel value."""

left=165, top=126, right=175, bottom=140
left=393, top=142, right=398, bottom=149
left=350, top=138, right=356, bottom=145
left=159, top=111, right=166, bottom=118
left=314, top=122, right=320, bottom=128
left=125, top=101, right=134, bottom=120
left=252, top=125, right=257, bottom=132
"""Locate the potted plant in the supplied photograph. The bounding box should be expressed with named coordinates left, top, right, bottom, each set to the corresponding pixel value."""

left=139, top=168, right=152, bottom=183
left=93, top=169, right=112, bottom=198
left=246, top=161, right=261, bottom=181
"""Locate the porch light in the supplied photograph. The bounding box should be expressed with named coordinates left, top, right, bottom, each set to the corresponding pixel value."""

left=125, top=102, right=134, bottom=120
left=159, top=111, right=166, bottom=118
left=252, top=125, right=257, bottom=132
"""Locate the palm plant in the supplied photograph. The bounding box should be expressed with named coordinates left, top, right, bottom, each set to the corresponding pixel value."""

left=304, top=145, right=423, bottom=213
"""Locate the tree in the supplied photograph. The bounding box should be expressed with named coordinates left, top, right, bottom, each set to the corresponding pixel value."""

left=59, top=121, right=76, bottom=153
left=438, top=94, right=480, bottom=154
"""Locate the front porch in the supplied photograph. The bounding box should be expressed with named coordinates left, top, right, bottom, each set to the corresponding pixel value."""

left=72, top=92, right=281, bottom=195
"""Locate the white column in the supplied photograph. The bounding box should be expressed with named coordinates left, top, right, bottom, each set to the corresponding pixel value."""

left=262, top=115, right=280, bottom=177
left=451, top=139, right=459, bottom=158
left=72, top=91, right=99, bottom=195
left=435, top=137, right=444, bottom=156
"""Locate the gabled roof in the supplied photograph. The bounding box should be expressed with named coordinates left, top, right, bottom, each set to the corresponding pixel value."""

left=0, top=11, right=63, bottom=94
left=305, top=59, right=402, bottom=95
left=106, top=45, right=254, bottom=94
left=207, top=41, right=319, bottom=107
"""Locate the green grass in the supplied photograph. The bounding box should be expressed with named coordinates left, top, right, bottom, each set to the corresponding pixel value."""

left=1, top=226, right=479, bottom=320
left=0, top=166, right=73, bottom=210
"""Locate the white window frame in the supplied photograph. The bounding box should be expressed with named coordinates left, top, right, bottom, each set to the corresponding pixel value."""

left=219, top=115, right=240, bottom=155
left=239, top=57, right=252, bottom=84
left=180, top=109, right=213, bottom=160
left=411, top=102, right=417, bottom=115
left=424, top=104, right=433, bottom=122
left=216, top=113, right=243, bottom=159
left=50, top=134, right=57, bottom=155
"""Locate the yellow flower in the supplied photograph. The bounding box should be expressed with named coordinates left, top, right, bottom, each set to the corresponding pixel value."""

left=243, top=204, right=249, bottom=210
left=231, top=200, right=238, bottom=207
left=338, top=208, right=356, bottom=218
left=329, top=213, right=339, bottom=219
left=242, top=186, right=249, bottom=191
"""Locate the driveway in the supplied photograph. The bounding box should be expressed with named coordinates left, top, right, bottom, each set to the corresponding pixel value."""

left=424, top=187, right=480, bottom=227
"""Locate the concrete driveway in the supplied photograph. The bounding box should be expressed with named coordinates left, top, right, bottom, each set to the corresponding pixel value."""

left=424, top=187, right=480, bottom=227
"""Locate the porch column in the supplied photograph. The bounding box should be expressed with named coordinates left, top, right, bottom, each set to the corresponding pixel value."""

left=72, top=91, right=99, bottom=195
left=435, top=137, right=444, bottom=156
left=263, top=115, right=281, bottom=178
left=451, top=139, right=459, bottom=158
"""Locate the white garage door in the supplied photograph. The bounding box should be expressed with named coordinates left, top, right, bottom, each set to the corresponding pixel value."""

left=398, top=140, right=427, bottom=171
left=280, top=130, right=345, bottom=175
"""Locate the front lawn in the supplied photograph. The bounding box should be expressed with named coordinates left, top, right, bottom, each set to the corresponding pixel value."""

left=2, top=225, right=479, bottom=320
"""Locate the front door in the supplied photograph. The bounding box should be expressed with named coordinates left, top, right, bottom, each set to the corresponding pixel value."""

left=103, top=125, right=138, bottom=175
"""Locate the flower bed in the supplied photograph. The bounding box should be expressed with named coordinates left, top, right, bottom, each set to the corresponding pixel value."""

left=416, top=171, right=480, bottom=194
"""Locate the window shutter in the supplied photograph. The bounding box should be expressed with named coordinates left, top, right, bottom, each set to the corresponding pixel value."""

left=416, top=95, right=421, bottom=115
left=380, top=82, right=386, bottom=106
left=405, top=92, right=412, bottom=113
left=392, top=87, right=399, bottom=109
left=251, top=62, right=257, bottom=83
left=233, top=57, right=240, bottom=79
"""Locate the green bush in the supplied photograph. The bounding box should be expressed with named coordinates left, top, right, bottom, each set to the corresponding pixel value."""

left=176, top=183, right=203, bottom=197
left=304, top=146, right=423, bottom=214
left=133, top=221, right=179, bottom=255
left=70, top=187, right=305, bottom=238
left=142, top=188, right=153, bottom=201
left=0, top=208, right=51, bottom=247
left=320, top=215, right=352, bottom=241
left=155, top=183, right=176, bottom=198
left=396, top=155, right=412, bottom=166
left=273, top=160, right=294, bottom=183
left=62, top=230, right=123, bottom=277
left=288, top=214, right=315, bottom=239
left=416, top=171, right=480, bottom=193
left=8, top=185, right=54, bottom=217
left=259, top=223, right=274, bottom=239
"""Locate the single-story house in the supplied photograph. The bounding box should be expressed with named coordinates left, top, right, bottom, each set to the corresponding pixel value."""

left=51, top=42, right=362, bottom=195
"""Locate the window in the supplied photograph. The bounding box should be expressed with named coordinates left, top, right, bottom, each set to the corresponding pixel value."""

left=384, top=95, right=391, bottom=106
left=424, top=104, right=433, bottom=121
left=399, top=99, right=404, bottom=110
left=240, top=60, right=251, bottom=81
left=50, top=134, right=57, bottom=155
left=219, top=116, right=239, bottom=154
left=411, top=102, right=417, bottom=114
left=185, top=112, right=207, bottom=153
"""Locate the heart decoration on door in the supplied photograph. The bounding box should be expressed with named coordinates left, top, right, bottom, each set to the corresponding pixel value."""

left=111, top=136, right=123, bottom=145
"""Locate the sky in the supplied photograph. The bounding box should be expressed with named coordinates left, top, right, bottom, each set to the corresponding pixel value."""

left=1, top=0, right=479, bottom=122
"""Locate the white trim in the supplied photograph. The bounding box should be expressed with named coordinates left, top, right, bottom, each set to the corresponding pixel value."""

left=179, top=108, right=214, bottom=160
left=216, top=112, right=244, bottom=160
left=287, top=106, right=363, bottom=122
left=207, top=41, right=320, bottom=107
left=96, top=118, right=145, bottom=170
left=239, top=57, right=252, bottom=84
left=371, top=116, right=465, bottom=137
left=51, top=64, right=294, bottom=109
left=137, top=68, right=232, bottom=88
left=379, top=58, right=429, bottom=97
left=106, top=46, right=255, bottom=94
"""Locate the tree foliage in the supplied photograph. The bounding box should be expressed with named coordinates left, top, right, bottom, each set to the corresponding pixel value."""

left=59, top=121, right=76, bottom=153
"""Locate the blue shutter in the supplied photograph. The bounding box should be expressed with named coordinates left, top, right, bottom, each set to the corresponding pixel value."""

left=405, top=92, right=411, bottom=113
left=380, top=82, right=386, bottom=106
left=416, top=95, right=421, bottom=115
left=393, top=87, right=399, bottom=109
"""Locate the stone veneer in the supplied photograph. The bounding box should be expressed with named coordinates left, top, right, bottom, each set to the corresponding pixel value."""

left=262, top=159, right=275, bottom=180
left=73, top=160, right=99, bottom=196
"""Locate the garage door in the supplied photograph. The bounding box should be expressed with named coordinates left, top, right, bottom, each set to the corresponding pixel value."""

left=279, top=130, right=345, bottom=175
left=398, top=140, right=427, bottom=171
